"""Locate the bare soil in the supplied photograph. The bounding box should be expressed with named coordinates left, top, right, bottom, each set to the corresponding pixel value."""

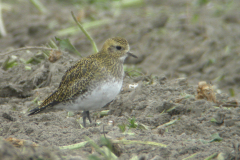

left=0, top=0, right=240, bottom=159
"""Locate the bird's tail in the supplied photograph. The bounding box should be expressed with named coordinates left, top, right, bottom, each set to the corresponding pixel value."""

left=28, top=91, right=59, bottom=116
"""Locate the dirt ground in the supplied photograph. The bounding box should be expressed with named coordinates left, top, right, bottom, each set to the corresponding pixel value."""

left=0, top=0, right=240, bottom=159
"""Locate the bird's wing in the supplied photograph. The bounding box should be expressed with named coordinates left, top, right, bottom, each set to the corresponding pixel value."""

left=28, top=91, right=59, bottom=115
left=55, top=58, right=104, bottom=102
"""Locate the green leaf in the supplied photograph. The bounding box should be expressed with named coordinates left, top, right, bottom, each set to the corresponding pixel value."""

left=192, top=13, right=199, bottom=23
left=71, top=11, right=99, bottom=53
left=128, top=117, right=138, bottom=128
left=113, top=139, right=167, bottom=148
left=123, top=130, right=135, bottom=136
left=100, top=146, right=118, bottom=160
left=138, top=123, right=149, bottom=130
left=3, top=55, right=18, bottom=69
left=88, top=155, right=101, bottom=160
left=99, top=110, right=110, bottom=117
left=182, top=152, right=199, bottom=160
left=183, top=94, right=194, bottom=99
left=208, top=58, right=216, bottom=65
left=214, top=75, right=225, bottom=81
left=85, top=136, right=117, bottom=159
left=204, top=152, right=218, bottom=160
left=163, top=119, right=178, bottom=127
left=6, top=61, right=18, bottom=69
left=59, top=141, right=88, bottom=150
left=130, top=155, right=139, bottom=160
left=124, top=65, right=143, bottom=77
left=67, top=111, right=74, bottom=117
left=29, top=0, right=47, bottom=14
left=210, top=118, right=217, bottom=123
left=229, top=88, right=235, bottom=97
left=100, top=136, right=114, bottom=152
left=209, top=133, right=222, bottom=143
left=55, top=37, right=82, bottom=57
left=118, top=124, right=126, bottom=132
left=25, top=65, right=32, bottom=70
left=216, top=152, right=225, bottom=160
left=197, top=0, right=209, bottom=6
left=31, top=97, right=39, bottom=104
left=48, top=38, right=58, bottom=49
left=166, top=106, right=176, bottom=112
left=113, top=0, right=144, bottom=8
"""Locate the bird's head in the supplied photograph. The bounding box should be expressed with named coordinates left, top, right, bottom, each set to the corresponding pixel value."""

left=100, top=37, right=137, bottom=61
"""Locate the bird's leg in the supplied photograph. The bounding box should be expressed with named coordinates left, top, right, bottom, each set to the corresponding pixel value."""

left=86, top=110, right=92, bottom=123
left=82, top=111, right=92, bottom=127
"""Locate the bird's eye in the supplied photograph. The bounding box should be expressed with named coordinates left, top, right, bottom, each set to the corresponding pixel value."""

left=116, top=46, right=122, bottom=50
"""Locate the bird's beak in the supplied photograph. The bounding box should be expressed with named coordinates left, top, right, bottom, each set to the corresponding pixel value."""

left=127, top=52, right=138, bottom=58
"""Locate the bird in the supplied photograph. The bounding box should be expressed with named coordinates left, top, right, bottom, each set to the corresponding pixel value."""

left=28, top=37, right=137, bottom=127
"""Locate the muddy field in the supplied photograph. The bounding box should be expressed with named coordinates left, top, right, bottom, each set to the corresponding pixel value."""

left=0, top=0, right=240, bottom=159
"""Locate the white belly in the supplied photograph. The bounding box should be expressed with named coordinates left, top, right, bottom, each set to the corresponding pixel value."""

left=55, top=80, right=122, bottom=111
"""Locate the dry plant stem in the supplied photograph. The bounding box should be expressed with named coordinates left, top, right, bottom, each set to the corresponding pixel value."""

left=0, top=47, right=63, bottom=56
left=71, top=11, right=98, bottom=53
left=0, top=0, right=7, bottom=37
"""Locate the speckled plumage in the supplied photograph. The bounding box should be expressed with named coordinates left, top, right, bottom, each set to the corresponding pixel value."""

left=28, top=37, right=137, bottom=127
